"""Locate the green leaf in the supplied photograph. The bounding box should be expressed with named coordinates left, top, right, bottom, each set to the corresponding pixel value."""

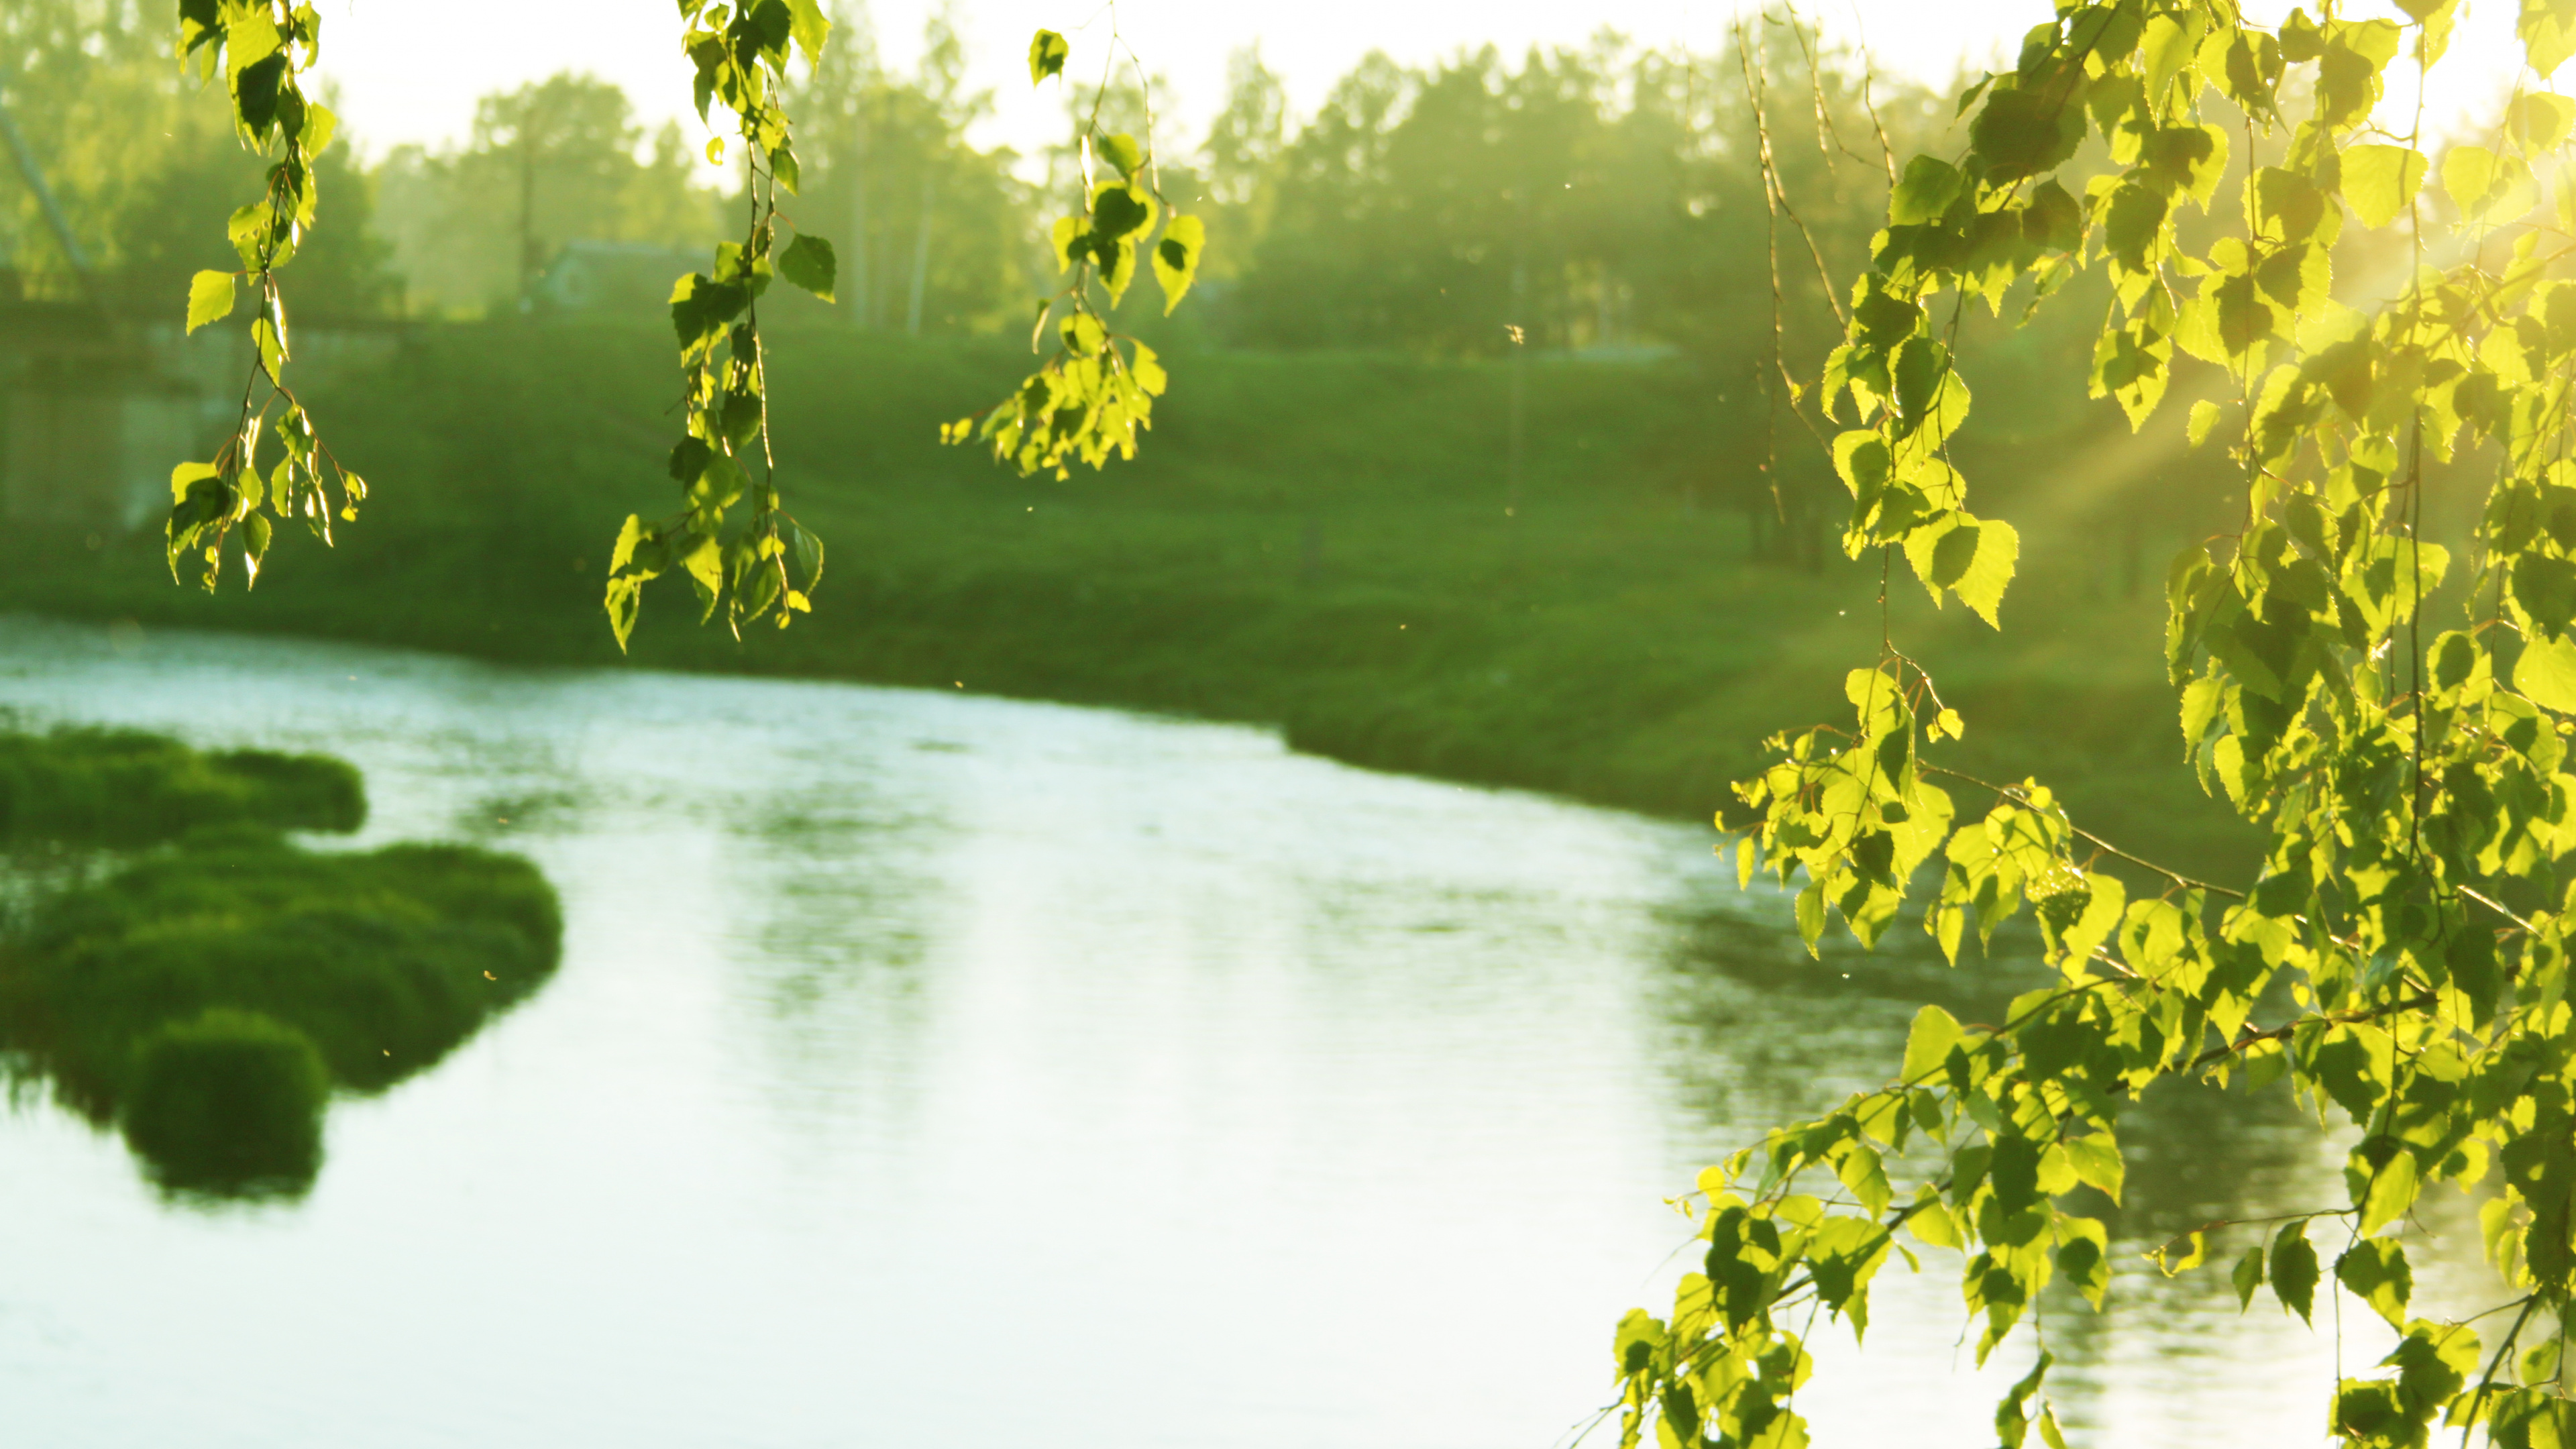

left=1129, top=339, right=1168, bottom=394
left=1028, top=29, right=1069, bottom=86
left=1970, top=85, right=2085, bottom=181
left=240, top=511, right=272, bottom=587
left=1903, top=515, right=2020, bottom=627
left=1996, top=1349, right=2055, bottom=1447
left=1901, top=1005, right=1962, bottom=1083
left=1091, top=181, right=1155, bottom=241
left=233, top=52, right=288, bottom=136
left=169, top=460, right=219, bottom=504
left=2271, top=1222, right=2320, bottom=1322
left=2188, top=399, right=2222, bottom=445
left=186, top=270, right=237, bottom=333
left=1087, top=237, right=1138, bottom=305
left=2512, top=91, right=2576, bottom=151
left=2515, top=553, right=2576, bottom=637
left=1988, top=1132, right=2042, bottom=1214
left=609, top=515, right=646, bottom=574
left=679, top=533, right=724, bottom=602
left=1051, top=216, right=1087, bottom=274
left=2065, top=1136, right=2124, bottom=1205
left=787, top=519, right=825, bottom=589
left=1888, top=156, right=1963, bottom=225
left=2341, top=144, right=2427, bottom=229
left=2360, top=1148, right=2420, bottom=1237
left=2336, top=1238, right=2413, bottom=1328
left=2232, top=1245, right=2266, bottom=1309
left=786, top=0, right=830, bottom=61
left=2524, top=0, right=2576, bottom=77
left=2445, top=144, right=2500, bottom=215
left=604, top=575, right=644, bottom=653
left=2516, top=632, right=2576, bottom=712
left=1153, top=213, right=1205, bottom=315
left=778, top=233, right=837, bottom=303
left=2055, top=1218, right=2110, bottom=1309
left=1097, top=132, right=1144, bottom=178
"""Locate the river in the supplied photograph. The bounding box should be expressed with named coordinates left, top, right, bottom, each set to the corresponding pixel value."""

left=0, top=616, right=2489, bottom=1448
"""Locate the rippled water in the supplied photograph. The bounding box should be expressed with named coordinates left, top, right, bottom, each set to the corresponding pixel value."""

left=0, top=616, right=2491, bottom=1448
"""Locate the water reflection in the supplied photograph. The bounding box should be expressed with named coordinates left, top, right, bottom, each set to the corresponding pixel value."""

left=0, top=615, right=2515, bottom=1449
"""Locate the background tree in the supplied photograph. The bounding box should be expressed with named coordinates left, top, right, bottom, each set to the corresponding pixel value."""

left=371, top=74, right=724, bottom=318
left=0, top=0, right=392, bottom=315
left=1196, top=44, right=1288, bottom=284
left=786, top=1, right=1035, bottom=336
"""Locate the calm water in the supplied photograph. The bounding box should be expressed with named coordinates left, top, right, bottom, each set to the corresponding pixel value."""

left=0, top=616, right=2489, bottom=1448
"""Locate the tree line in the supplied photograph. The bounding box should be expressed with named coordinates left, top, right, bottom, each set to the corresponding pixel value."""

left=3, top=0, right=1947, bottom=360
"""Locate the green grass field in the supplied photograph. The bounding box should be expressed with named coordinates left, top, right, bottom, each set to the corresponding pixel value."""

left=0, top=320, right=2261, bottom=877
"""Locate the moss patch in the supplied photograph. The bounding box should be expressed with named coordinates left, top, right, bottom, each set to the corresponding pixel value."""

left=0, top=726, right=364, bottom=846
left=120, top=1008, right=330, bottom=1197
left=3, top=829, right=561, bottom=1116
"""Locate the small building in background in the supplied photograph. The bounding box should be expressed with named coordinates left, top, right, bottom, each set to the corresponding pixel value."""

left=533, top=241, right=706, bottom=317
left=0, top=302, right=201, bottom=532
left=0, top=299, right=402, bottom=535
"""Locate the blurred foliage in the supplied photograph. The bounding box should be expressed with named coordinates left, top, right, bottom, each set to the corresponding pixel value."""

left=0, top=0, right=393, bottom=316
left=1210, top=32, right=1931, bottom=358
left=782, top=0, right=1036, bottom=336
left=372, top=73, right=728, bottom=318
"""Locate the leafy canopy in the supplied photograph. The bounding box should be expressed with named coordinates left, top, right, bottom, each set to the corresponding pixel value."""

left=1607, top=4, right=2576, bottom=1448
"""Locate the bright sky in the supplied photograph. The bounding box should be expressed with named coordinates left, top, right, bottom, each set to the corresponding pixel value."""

left=314, top=0, right=2546, bottom=164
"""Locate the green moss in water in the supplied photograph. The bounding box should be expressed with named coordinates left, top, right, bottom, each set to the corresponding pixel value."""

left=3, top=830, right=562, bottom=1116
left=0, top=727, right=365, bottom=846
left=120, top=1009, right=329, bottom=1197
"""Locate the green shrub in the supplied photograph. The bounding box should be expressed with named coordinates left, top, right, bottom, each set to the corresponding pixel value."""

left=1, top=833, right=561, bottom=1112
left=0, top=727, right=366, bottom=845
left=120, top=1008, right=328, bottom=1196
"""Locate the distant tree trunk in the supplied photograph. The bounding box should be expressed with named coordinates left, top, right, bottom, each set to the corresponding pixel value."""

left=516, top=134, right=537, bottom=313
left=847, top=110, right=870, bottom=329
left=2123, top=500, right=2143, bottom=598
left=1507, top=254, right=1526, bottom=521
left=906, top=172, right=936, bottom=337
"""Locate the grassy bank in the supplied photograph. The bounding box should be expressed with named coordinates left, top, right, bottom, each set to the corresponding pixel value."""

left=0, top=321, right=2261, bottom=876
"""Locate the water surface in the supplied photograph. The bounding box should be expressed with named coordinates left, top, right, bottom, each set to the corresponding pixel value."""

left=0, top=617, right=2481, bottom=1447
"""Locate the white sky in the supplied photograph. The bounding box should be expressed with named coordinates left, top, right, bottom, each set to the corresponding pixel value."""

left=313, top=0, right=2546, bottom=164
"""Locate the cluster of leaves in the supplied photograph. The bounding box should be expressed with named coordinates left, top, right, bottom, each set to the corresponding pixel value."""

left=599, top=0, right=839, bottom=649
left=166, top=0, right=365, bottom=591
left=938, top=28, right=1205, bottom=480
left=1609, top=3, right=2576, bottom=1446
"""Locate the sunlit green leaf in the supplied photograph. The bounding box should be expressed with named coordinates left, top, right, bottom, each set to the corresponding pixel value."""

left=779, top=233, right=836, bottom=302
left=2341, top=144, right=2427, bottom=229
left=1153, top=214, right=1205, bottom=315
left=186, top=270, right=237, bottom=333
left=1028, top=28, right=1069, bottom=85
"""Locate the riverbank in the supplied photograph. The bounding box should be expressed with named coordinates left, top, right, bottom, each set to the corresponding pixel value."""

left=0, top=321, right=2258, bottom=877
